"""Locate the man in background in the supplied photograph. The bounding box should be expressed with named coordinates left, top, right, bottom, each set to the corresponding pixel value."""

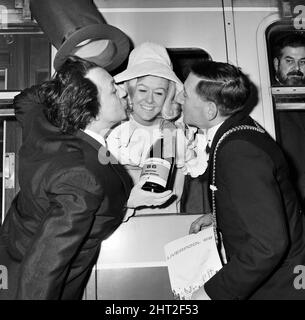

left=273, top=33, right=305, bottom=85
left=273, top=33, right=305, bottom=206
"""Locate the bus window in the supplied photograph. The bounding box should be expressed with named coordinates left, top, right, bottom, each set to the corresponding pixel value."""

left=267, top=21, right=305, bottom=208
left=0, top=28, right=51, bottom=91
left=0, top=69, right=7, bottom=90
left=118, top=48, right=211, bottom=217
left=167, top=48, right=211, bottom=82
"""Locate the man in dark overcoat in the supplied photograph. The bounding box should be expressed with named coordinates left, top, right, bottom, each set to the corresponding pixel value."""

left=0, top=56, right=172, bottom=300
left=178, top=61, right=305, bottom=300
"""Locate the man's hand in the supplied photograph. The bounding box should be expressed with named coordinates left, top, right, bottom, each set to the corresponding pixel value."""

left=189, top=214, right=213, bottom=234
left=127, top=178, right=174, bottom=208
left=191, top=286, right=211, bottom=300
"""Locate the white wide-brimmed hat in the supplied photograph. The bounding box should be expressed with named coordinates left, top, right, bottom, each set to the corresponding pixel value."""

left=114, top=42, right=183, bottom=94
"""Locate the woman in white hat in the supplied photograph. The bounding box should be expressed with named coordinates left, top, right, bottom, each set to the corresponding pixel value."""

left=106, top=42, right=207, bottom=216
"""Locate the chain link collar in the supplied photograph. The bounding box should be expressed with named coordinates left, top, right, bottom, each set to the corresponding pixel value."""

left=210, top=121, right=265, bottom=262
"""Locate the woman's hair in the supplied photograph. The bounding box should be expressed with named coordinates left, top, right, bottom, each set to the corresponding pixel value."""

left=190, top=61, right=250, bottom=116
left=125, top=78, right=138, bottom=109
left=40, top=55, right=100, bottom=134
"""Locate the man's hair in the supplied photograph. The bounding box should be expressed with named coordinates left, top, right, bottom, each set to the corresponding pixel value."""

left=273, top=33, right=305, bottom=59
left=190, top=61, right=250, bottom=116
left=40, top=55, right=100, bottom=134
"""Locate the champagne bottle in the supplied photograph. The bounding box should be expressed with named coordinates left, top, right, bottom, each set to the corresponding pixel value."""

left=140, top=120, right=176, bottom=193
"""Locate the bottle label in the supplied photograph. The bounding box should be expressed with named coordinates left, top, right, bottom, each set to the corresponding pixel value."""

left=140, top=157, right=171, bottom=188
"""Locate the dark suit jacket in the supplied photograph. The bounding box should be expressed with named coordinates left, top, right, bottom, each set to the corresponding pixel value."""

left=276, top=111, right=305, bottom=206
left=0, top=87, right=133, bottom=300
left=204, top=111, right=305, bottom=300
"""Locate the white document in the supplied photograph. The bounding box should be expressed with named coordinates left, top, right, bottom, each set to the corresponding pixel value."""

left=164, top=226, right=223, bottom=300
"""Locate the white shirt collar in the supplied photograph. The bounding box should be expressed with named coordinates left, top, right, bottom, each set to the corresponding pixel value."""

left=82, top=129, right=106, bottom=147
left=206, top=121, right=224, bottom=147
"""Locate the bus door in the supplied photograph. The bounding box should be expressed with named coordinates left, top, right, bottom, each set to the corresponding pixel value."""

left=0, top=28, right=51, bottom=223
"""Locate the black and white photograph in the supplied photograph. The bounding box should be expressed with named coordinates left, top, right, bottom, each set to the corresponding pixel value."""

left=1, top=0, right=305, bottom=306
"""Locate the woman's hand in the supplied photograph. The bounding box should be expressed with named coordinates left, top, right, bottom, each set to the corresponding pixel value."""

left=127, top=178, right=174, bottom=208
left=106, top=121, right=148, bottom=167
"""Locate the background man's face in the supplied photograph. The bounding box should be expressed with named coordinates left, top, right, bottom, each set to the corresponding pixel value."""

left=274, top=46, right=305, bottom=85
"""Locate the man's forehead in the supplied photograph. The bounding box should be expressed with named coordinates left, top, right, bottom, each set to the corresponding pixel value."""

left=185, top=72, right=201, bottom=89
left=93, top=67, right=112, bottom=78
left=281, top=46, right=305, bottom=58
left=86, top=67, right=114, bottom=87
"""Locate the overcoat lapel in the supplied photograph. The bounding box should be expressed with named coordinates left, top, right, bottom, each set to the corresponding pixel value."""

left=206, top=109, right=252, bottom=198
left=209, top=110, right=250, bottom=157
left=75, top=130, right=133, bottom=196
